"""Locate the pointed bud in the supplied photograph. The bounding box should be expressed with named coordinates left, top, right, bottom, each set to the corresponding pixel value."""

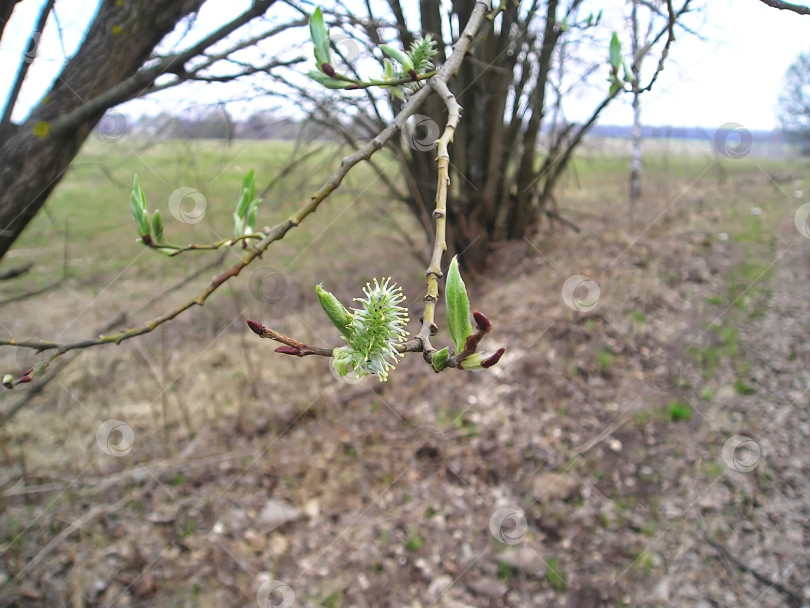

left=481, top=348, right=505, bottom=369
left=321, top=62, right=336, bottom=77
left=246, top=319, right=264, bottom=336
left=473, top=311, right=491, bottom=333
left=275, top=345, right=302, bottom=356
left=18, top=375, right=32, bottom=384
left=316, top=285, right=354, bottom=340
left=459, top=334, right=478, bottom=359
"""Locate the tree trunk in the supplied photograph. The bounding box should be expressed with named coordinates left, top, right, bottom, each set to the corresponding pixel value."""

left=0, top=0, right=203, bottom=260
left=629, top=0, right=642, bottom=207
left=630, top=90, right=642, bottom=202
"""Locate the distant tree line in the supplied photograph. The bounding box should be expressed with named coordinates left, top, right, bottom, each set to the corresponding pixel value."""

left=125, top=109, right=338, bottom=141
left=119, top=109, right=792, bottom=146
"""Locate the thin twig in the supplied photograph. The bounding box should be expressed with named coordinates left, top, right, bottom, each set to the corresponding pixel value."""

left=46, top=1, right=280, bottom=137
left=144, top=232, right=265, bottom=256
left=0, top=263, right=34, bottom=282
left=703, top=534, right=802, bottom=605
left=2, top=1, right=493, bottom=387
left=15, top=492, right=133, bottom=581
left=757, top=0, right=810, bottom=15
left=0, top=68, right=438, bottom=385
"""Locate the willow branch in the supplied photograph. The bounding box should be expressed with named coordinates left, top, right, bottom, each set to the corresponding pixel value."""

left=1, top=1, right=493, bottom=387
left=0, top=65, right=438, bottom=387
left=636, top=0, right=692, bottom=94
left=343, top=71, right=437, bottom=90
left=416, top=78, right=459, bottom=362
left=246, top=320, right=333, bottom=357
left=144, top=232, right=265, bottom=256
left=244, top=1, right=491, bottom=369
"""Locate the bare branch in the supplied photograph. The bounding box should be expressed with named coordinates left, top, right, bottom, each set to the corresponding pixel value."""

left=757, top=0, right=810, bottom=15
left=47, top=0, right=279, bottom=137
left=0, top=0, right=54, bottom=133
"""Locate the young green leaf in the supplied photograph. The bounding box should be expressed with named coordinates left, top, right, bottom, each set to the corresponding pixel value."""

left=151, top=210, right=164, bottom=243
left=244, top=169, right=255, bottom=203
left=380, top=44, right=414, bottom=72
left=609, top=32, right=622, bottom=70
left=247, top=203, right=258, bottom=234
left=432, top=347, right=450, bottom=372
left=306, top=70, right=349, bottom=89
left=236, top=188, right=250, bottom=220
left=309, top=7, right=331, bottom=67
left=622, top=60, right=633, bottom=83
left=130, top=177, right=150, bottom=237
left=445, top=256, right=473, bottom=354
left=316, top=284, right=354, bottom=340
left=130, top=177, right=144, bottom=224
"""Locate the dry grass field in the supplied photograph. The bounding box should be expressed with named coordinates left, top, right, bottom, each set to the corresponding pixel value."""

left=0, top=135, right=807, bottom=607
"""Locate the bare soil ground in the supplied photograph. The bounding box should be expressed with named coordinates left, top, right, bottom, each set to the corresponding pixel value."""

left=1, top=160, right=808, bottom=607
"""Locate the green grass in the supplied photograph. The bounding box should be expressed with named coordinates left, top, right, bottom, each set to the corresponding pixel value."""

left=3, top=138, right=420, bottom=292
left=546, top=557, right=567, bottom=591
left=497, top=561, right=517, bottom=581
left=321, top=591, right=342, bottom=608
left=597, top=349, right=614, bottom=375
left=733, top=379, right=756, bottom=395
left=405, top=531, right=424, bottom=551
left=667, top=400, right=692, bottom=421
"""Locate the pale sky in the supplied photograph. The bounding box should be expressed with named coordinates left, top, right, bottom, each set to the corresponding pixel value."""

left=1, top=0, right=808, bottom=130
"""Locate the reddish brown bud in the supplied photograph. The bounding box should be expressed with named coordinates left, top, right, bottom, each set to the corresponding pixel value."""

left=407, top=69, right=418, bottom=81
left=473, top=311, right=491, bottom=332
left=275, top=345, right=302, bottom=356
left=18, top=375, right=32, bottom=384
left=320, top=62, right=336, bottom=77
left=246, top=319, right=264, bottom=336
left=141, top=234, right=153, bottom=246
left=481, top=348, right=505, bottom=369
